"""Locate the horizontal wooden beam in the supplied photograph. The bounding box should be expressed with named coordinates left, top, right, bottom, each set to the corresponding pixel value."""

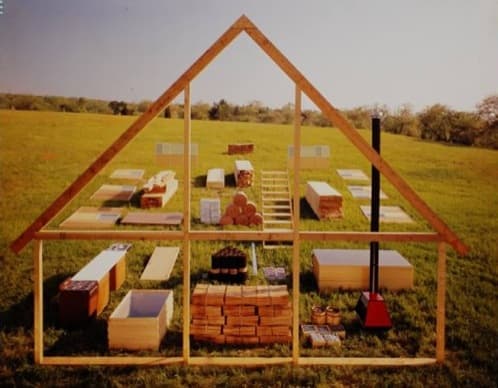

left=41, top=356, right=183, bottom=366
left=41, top=356, right=436, bottom=367
left=34, top=229, right=441, bottom=243
left=34, top=230, right=185, bottom=240
left=299, top=231, right=442, bottom=243
left=189, top=356, right=292, bottom=367
left=298, top=357, right=437, bottom=366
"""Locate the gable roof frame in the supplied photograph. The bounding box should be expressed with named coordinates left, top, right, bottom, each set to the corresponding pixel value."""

left=10, top=14, right=468, bottom=255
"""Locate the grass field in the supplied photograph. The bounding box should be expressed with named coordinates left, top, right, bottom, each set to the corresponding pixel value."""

left=0, top=110, right=497, bottom=387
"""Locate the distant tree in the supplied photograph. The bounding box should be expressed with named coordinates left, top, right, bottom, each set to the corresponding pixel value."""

left=211, top=99, right=231, bottom=121
left=418, top=104, right=453, bottom=141
left=447, top=111, right=480, bottom=145
left=164, top=105, right=171, bottom=118
left=109, top=101, right=120, bottom=115
left=137, top=100, right=152, bottom=113
left=191, top=102, right=210, bottom=120
left=383, top=104, right=419, bottom=137
left=280, top=103, right=294, bottom=124
left=77, top=97, right=87, bottom=112
left=475, top=95, right=498, bottom=149
left=343, top=106, right=371, bottom=129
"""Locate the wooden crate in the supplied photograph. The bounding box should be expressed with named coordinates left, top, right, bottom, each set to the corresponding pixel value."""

left=312, top=249, right=414, bottom=291
left=108, top=289, right=173, bottom=351
left=305, top=181, right=343, bottom=219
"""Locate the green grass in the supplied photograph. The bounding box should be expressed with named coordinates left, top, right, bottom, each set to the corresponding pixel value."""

left=0, top=110, right=497, bottom=386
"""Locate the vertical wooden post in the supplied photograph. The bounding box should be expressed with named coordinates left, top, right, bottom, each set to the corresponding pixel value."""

left=436, top=242, right=446, bottom=362
left=33, top=240, right=43, bottom=364
left=182, top=85, right=192, bottom=364
left=292, top=85, right=302, bottom=364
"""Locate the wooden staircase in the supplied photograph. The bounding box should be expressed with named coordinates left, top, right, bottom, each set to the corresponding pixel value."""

left=261, top=170, right=294, bottom=248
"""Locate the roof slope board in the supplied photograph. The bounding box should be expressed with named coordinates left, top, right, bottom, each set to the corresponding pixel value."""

left=10, top=14, right=467, bottom=255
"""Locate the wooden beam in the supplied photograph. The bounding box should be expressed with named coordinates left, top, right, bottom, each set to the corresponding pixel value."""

left=298, top=357, right=437, bottom=366
left=40, top=355, right=437, bottom=367
left=436, top=242, right=446, bottom=362
left=182, top=84, right=191, bottom=363
left=33, top=240, right=43, bottom=364
left=10, top=16, right=247, bottom=254
left=42, top=356, right=183, bottom=366
left=292, top=85, right=301, bottom=364
left=34, top=229, right=441, bottom=242
left=34, top=230, right=185, bottom=240
left=299, top=231, right=442, bottom=243
left=241, top=15, right=468, bottom=256
left=188, top=357, right=292, bottom=367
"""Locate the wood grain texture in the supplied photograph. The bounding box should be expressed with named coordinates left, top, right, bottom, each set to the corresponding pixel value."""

left=436, top=242, right=446, bottom=362
left=140, top=247, right=180, bottom=281
left=33, top=240, right=43, bottom=364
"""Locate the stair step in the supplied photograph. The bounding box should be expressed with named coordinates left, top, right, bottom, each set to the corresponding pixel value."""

left=263, top=212, right=292, bottom=217
left=262, top=197, right=291, bottom=202
left=262, top=191, right=289, bottom=195
left=261, top=170, right=288, bottom=175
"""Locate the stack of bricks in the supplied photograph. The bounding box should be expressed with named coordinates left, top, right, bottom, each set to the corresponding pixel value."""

left=190, top=284, right=292, bottom=345
left=209, top=246, right=248, bottom=283
left=228, top=143, right=254, bottom=155
left=140, top=170, right=178, bottom=208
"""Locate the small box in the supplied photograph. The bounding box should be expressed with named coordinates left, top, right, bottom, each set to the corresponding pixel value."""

left=108, top=289, right=174, bottom=351
left=59, top=279, right=98, bottom=327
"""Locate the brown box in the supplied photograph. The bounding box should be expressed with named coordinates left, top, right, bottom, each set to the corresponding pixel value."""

left=59, top=279, right=98, bottom=327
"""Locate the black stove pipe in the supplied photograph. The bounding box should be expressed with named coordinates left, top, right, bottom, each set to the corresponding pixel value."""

left=369, top=116, right=381, bottom=294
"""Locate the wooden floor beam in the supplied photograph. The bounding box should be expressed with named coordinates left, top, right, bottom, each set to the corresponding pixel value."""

left=35, top=229, right=441, bottom=243
left=40, top=356, right=437, bottom=367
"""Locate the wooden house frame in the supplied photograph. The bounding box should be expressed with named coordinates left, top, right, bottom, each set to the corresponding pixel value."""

left=11, top=15, right=467, bottom=367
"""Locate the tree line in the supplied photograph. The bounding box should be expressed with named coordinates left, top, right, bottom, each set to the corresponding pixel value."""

left=1, top=93, right=496, bottom=149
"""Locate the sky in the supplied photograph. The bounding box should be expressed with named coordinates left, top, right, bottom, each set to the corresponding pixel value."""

left=0, top=0, right=497, bottom=112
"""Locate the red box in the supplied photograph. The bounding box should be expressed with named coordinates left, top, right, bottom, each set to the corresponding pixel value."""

left=59, top=279, right=99, bottom=327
